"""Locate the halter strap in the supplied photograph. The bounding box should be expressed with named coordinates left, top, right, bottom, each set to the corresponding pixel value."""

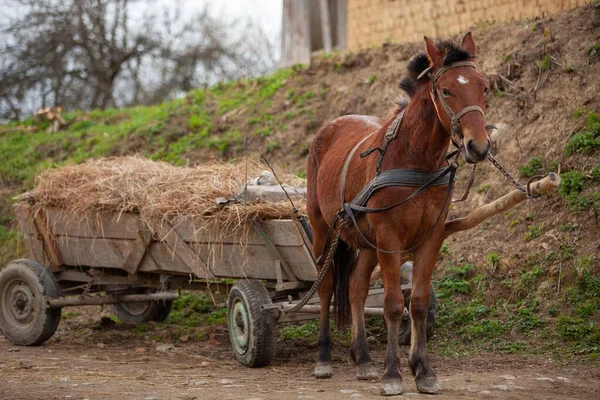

left=432, top=61, right=478, bottom=82
left=427, top=60, right=484, bottom=147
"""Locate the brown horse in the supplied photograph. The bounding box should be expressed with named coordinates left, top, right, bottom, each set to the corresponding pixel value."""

left=307, top=33, right=490, bottom=396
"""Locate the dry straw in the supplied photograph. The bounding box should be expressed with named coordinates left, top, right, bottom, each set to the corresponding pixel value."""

left=16, top=155, right=306, bottom=242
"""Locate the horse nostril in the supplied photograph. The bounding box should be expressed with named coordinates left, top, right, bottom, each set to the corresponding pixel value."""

left=466, top=139, right=476, bottom=153
left=466, top=139, right=489, bottom=159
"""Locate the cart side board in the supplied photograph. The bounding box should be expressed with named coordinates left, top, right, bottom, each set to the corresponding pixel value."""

left=16, top=207, right=318, bottom=282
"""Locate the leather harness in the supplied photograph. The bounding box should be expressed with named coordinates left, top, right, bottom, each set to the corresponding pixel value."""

left=324, top=60, right=486, bottom=256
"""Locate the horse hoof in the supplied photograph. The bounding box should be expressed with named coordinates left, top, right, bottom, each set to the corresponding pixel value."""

left=356, top=363, right=378, bottom=380
left=416, top=378, right=442, bottom=394
left=313, top=362, right=333, bottom=379
left=380, top=380, right=404, bottom=396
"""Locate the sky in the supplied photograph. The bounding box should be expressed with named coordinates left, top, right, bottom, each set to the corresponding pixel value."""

left=155, top=0, right=282, bottom=39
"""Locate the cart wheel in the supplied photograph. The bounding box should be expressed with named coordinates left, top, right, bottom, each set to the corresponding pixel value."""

left=227, top=280, right=276, bottom=367
left=398, top=287, right=436, bottom=346
left=113, top=290, right=173, bottom=324
left=0, top=259, right=61, bottom=346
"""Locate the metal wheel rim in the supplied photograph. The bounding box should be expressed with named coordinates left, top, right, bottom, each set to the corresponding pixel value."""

left=1, top=277, right=37, bottom=332
left=230, top=299, right=249, bottom=355
left=119, top=301, right=153, bottom=317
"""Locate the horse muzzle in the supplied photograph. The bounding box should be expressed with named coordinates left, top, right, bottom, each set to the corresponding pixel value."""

left=462, top=138, right=490, bottom=163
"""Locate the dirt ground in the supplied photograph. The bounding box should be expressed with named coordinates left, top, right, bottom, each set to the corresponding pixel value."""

left=1, top=322, right=598, bottom=400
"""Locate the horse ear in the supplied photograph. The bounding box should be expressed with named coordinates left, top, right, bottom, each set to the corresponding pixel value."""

left=424, top=36, right=443, bottom=67
left=461, top=32, right=476, bottom=55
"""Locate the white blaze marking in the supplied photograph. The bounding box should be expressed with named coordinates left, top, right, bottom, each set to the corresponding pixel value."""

left=457, top=75, right=469, bottom=84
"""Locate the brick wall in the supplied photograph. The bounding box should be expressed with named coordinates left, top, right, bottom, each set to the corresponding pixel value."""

left=347, top=0, right=589, bottom=49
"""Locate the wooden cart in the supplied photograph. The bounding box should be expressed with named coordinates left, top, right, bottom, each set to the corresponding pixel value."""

left=0, top=206, right=424, bottom=367
left=2, top=173, right=559, bottom=366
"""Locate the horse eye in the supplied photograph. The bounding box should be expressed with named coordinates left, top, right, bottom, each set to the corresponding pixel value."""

left=441, top=88, right=451, bottom=97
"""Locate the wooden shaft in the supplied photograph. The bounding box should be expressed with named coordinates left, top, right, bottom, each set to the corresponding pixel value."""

left=444, top=173, right=561, bottom=238
left=47, top=291, right=179, bottom=308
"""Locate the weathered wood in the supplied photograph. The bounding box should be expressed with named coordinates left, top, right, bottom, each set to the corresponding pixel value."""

left=30, top=208, right=140, bottom=239
left=16, top=207, right=317, bottom=282
left=154, top=221, right=212, bottom=280
left=252, top=221, right=297, bottom=281
left=175, top=219, right=304, bottom=246
left=55, top=236, right=132, bottom=269
left=56, top=269, right=154, bottom=286
left=47, top=291, right=179, bottom=308
left=121, top=228, right=153, bottom=274
left=189, top=243, right=316, bottom=281
left=444, top=174, right=561, bottom=238
left=33, top=208, right=305, bottom=247
left=27, top=208, right=63, bottom=269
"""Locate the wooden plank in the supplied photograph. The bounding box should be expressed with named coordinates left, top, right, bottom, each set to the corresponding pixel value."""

left=186, top=243, right=316, bottom=281
left=45, top=208, right=140, bottom=239
left=252, top=221, right=297, bottom=281
left=139, top=241, right=208, bottom=276
left=174, top=219, right=304, bottom=247
left=28, top=209, right=63, bottom=269
left=55, top=236, right=131, bottom=269
left=22, top=233, right=45, bottom=264
left=121, top=228, right=152, bottom=274
left=21, top=207, right=304, bottom=248
left=154, top=221, right=213, bottom=280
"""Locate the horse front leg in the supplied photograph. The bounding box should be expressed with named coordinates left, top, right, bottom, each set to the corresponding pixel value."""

left=349, top=250, right=378, bottom=380
left=409, top=238, right=443, bottom=394
left=378, top=252, right=409, bottom=396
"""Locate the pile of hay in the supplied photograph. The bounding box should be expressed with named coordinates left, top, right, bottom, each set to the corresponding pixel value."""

left=16, top=156, right=306, bottom=236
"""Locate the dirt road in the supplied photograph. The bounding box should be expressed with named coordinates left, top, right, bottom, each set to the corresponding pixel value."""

left=1, top=329, right=598, bottom=400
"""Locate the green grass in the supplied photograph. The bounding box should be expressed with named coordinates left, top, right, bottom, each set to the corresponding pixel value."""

left=565, top=111, right=600, bottom=155
left=519, top=156, right=543, bottom=177
left=538, top=53, right=550, bottom=71
left=0, top=67, right=297, bottom=191
left=524, top=222, right=544, bottom=241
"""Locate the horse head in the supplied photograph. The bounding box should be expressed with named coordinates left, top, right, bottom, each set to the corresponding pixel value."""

left=423, top=33, right=490, bottom=163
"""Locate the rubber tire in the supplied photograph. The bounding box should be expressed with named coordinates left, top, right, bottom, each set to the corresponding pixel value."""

left=0, top=259, right=61, bottom=346
left=398, top=287, right=436, bottom=346
left=113, top=290, right=173, bottom=324
left=227, top=280, right=277, bottom=367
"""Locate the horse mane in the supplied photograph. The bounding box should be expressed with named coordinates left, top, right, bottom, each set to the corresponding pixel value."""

left=394, top=40, right=475, bottom=112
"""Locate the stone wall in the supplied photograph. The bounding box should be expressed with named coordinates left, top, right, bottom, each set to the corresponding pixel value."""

left=347, top=0, right=589, bottom=49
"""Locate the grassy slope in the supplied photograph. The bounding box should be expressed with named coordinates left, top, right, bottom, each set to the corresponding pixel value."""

left=1, top=3, right=600, bottom=361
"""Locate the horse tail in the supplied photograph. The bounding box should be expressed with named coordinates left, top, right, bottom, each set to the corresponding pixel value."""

left=332, top=239, right=357, bottom=328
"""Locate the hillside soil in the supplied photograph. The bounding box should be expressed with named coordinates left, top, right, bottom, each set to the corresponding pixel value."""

left=1, top=320, right=598, bottom=400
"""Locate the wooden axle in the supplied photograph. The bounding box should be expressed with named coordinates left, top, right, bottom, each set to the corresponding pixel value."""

left=47, top=291, right=179, bottom=308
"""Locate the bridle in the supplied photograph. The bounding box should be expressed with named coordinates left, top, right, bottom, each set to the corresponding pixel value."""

left=418, top=60, right=487, bottom=149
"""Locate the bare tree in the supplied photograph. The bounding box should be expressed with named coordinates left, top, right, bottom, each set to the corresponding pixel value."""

left=0, top=0, right=278, bottom=120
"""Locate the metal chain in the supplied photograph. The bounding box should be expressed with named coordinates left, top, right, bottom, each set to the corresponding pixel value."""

left=487, top=152, right=539, bottom=197
left=283, top=218, right=345, bottom=314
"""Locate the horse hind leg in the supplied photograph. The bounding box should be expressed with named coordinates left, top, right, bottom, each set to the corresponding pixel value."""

left=408, top=242, right=443, bottom=394
left=349, top=250, right=378, bottom=380
left=312, top=218, right=335, bottom=379
left=378, top=252, right=409, bottom=396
